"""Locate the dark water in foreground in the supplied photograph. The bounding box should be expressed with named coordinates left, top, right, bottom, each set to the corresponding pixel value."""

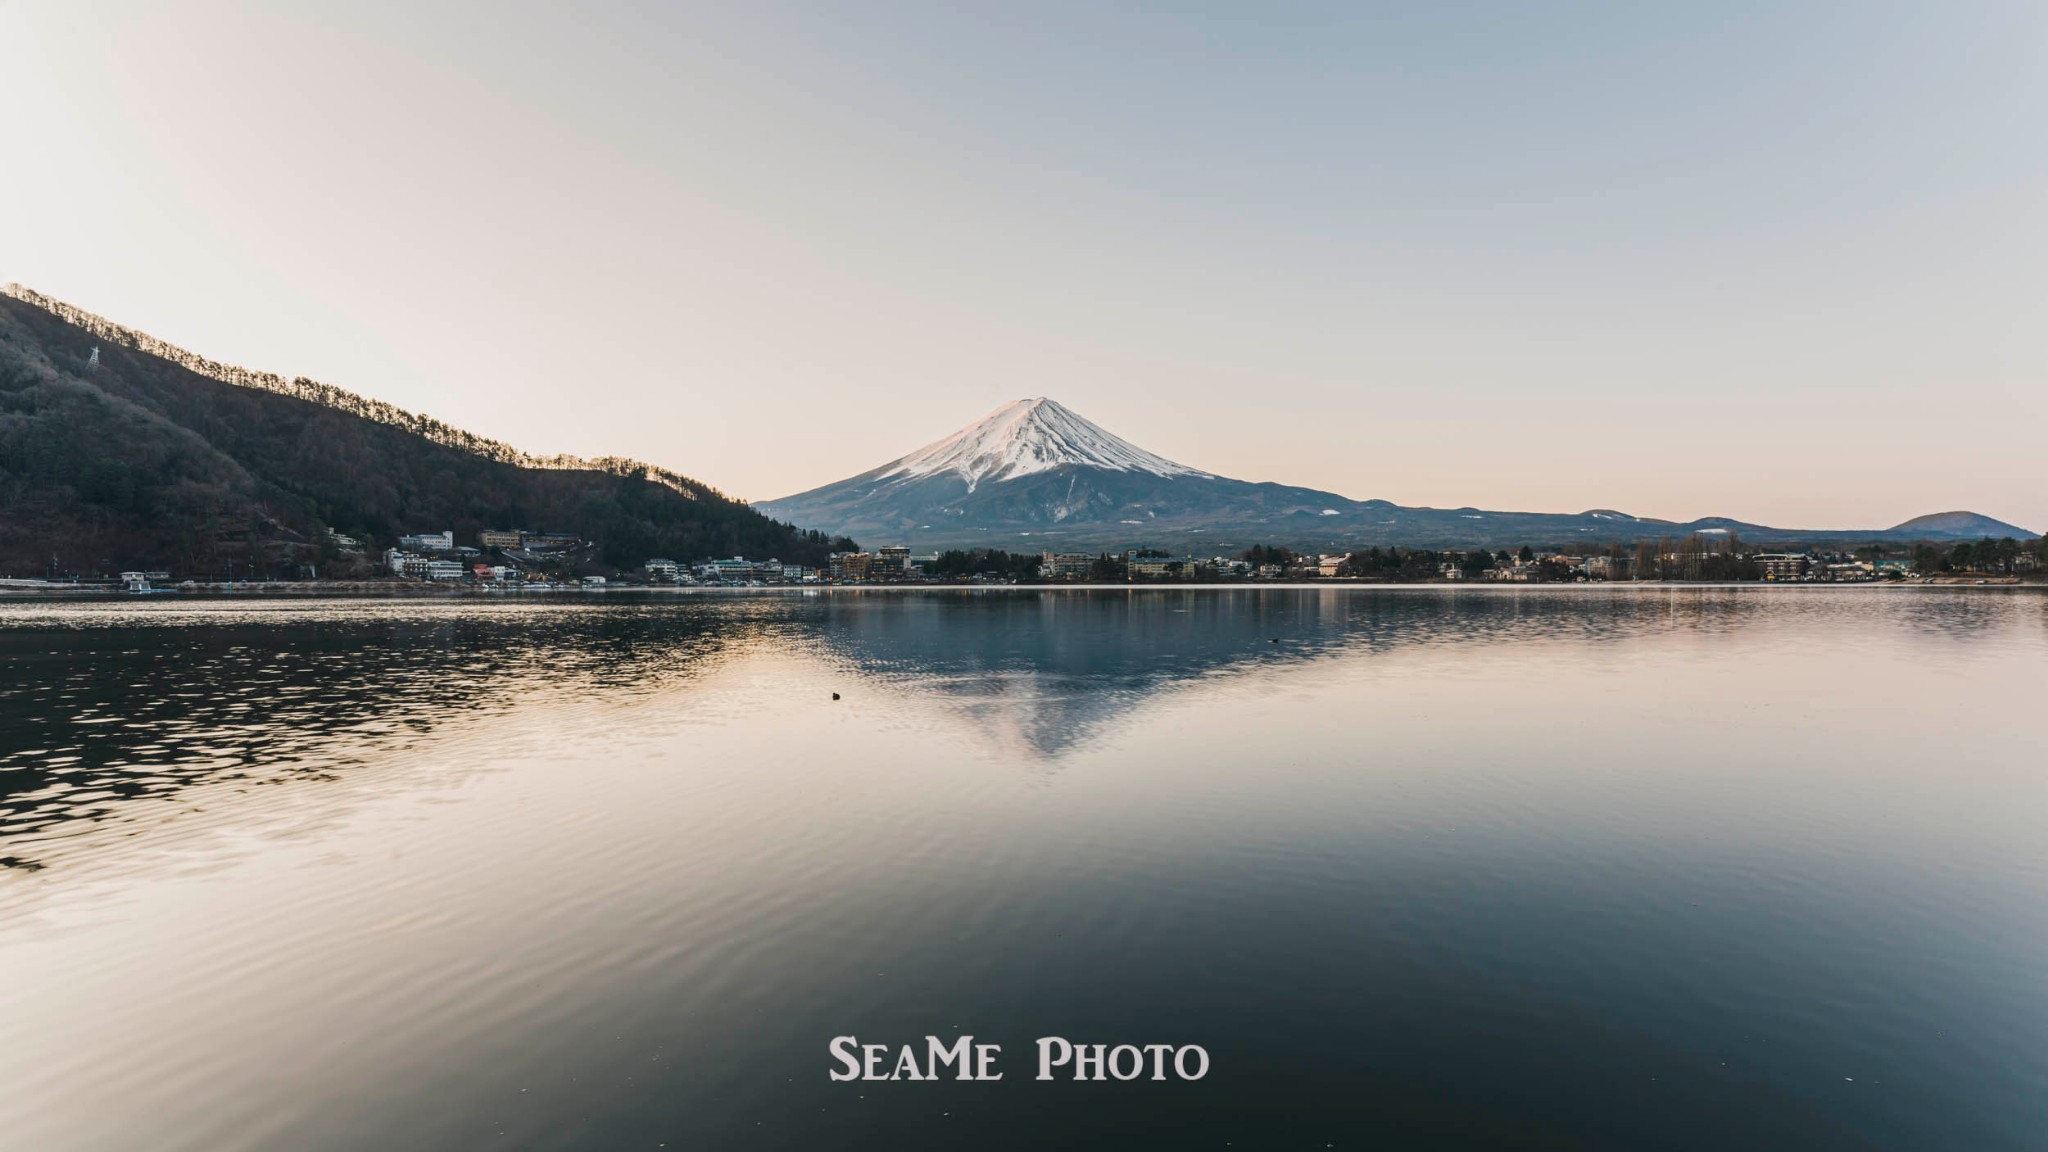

left=0, top=588, right=2043, bottom=1151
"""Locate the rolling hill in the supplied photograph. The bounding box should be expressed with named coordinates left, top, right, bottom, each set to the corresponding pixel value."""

left=0, top=285, right=852, bottom=577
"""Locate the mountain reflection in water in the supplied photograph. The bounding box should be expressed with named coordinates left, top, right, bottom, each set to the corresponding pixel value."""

left=812, top=588, right=1720, bottom=758
left=0, top=588, right=2043, bottom=1152
left=1, top=588, right=2039, bottom=868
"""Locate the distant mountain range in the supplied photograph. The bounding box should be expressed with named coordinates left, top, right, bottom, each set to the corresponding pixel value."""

left=761, top=398, right=2036, bottom=552
left=3, top=281, right=2030, bottom=575
left=0, top=285, right=850, bottom=576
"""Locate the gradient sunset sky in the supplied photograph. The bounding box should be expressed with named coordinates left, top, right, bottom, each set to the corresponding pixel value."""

left=4, top=2, right=2043, bottom=530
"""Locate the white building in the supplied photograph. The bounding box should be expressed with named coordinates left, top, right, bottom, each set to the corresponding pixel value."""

left=399, top=531, right=454, bottom=552
left=701, top=557, right=765, bottom=582
left=383, top=549, right=433, bottom=578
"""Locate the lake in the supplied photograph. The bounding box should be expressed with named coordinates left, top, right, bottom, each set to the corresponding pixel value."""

left=1, top=588, right=2043, bottom=1150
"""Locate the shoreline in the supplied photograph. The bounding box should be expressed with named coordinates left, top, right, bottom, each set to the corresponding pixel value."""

left=0, top=577, right=2036, bottom=602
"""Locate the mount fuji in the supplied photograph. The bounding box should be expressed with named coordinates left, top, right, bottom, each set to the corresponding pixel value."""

left=758, top=398, right=1362, bottom=547
left=757, top=398, right=2035, bottom=552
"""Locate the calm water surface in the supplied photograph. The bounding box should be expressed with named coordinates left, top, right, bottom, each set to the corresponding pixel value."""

left=0, top=588, right=2043, bottom=1150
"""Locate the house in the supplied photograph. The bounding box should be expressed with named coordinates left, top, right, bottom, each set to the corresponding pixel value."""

left=399, top=531, right=454, bottom=552
left=478, top=529, right=524, bottom=549
left=425, top=560, right=466, bottom=580
left=644, top=558, right=681, bottom=582
left=1316, top=554, right=1347, bottom=577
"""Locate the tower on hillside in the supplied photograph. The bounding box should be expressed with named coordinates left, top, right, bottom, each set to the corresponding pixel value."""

left=87, top=346, right=100, bottom=369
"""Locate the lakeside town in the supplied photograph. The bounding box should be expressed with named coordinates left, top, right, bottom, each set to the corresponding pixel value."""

left=5, top=526, right=2042, bottom=595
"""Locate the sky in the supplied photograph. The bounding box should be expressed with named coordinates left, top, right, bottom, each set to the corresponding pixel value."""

left=2, top=1, right=2043, bottom=530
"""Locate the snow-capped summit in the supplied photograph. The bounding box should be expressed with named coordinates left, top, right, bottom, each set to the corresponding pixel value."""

left=757, top=396, right=1347, bottom=546
left=881, top=397, right=1209, bottom=492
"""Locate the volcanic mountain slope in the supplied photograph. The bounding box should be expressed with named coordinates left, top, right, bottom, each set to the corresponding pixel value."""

left=760, top=398, right=1366, bottom=545
left=760, top=398, right=2036, bottom=552
left=0, top=285, right=852, bottom=576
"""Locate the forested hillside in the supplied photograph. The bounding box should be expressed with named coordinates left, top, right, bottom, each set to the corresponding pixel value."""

left=0, top=288, right=852, bottom=577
